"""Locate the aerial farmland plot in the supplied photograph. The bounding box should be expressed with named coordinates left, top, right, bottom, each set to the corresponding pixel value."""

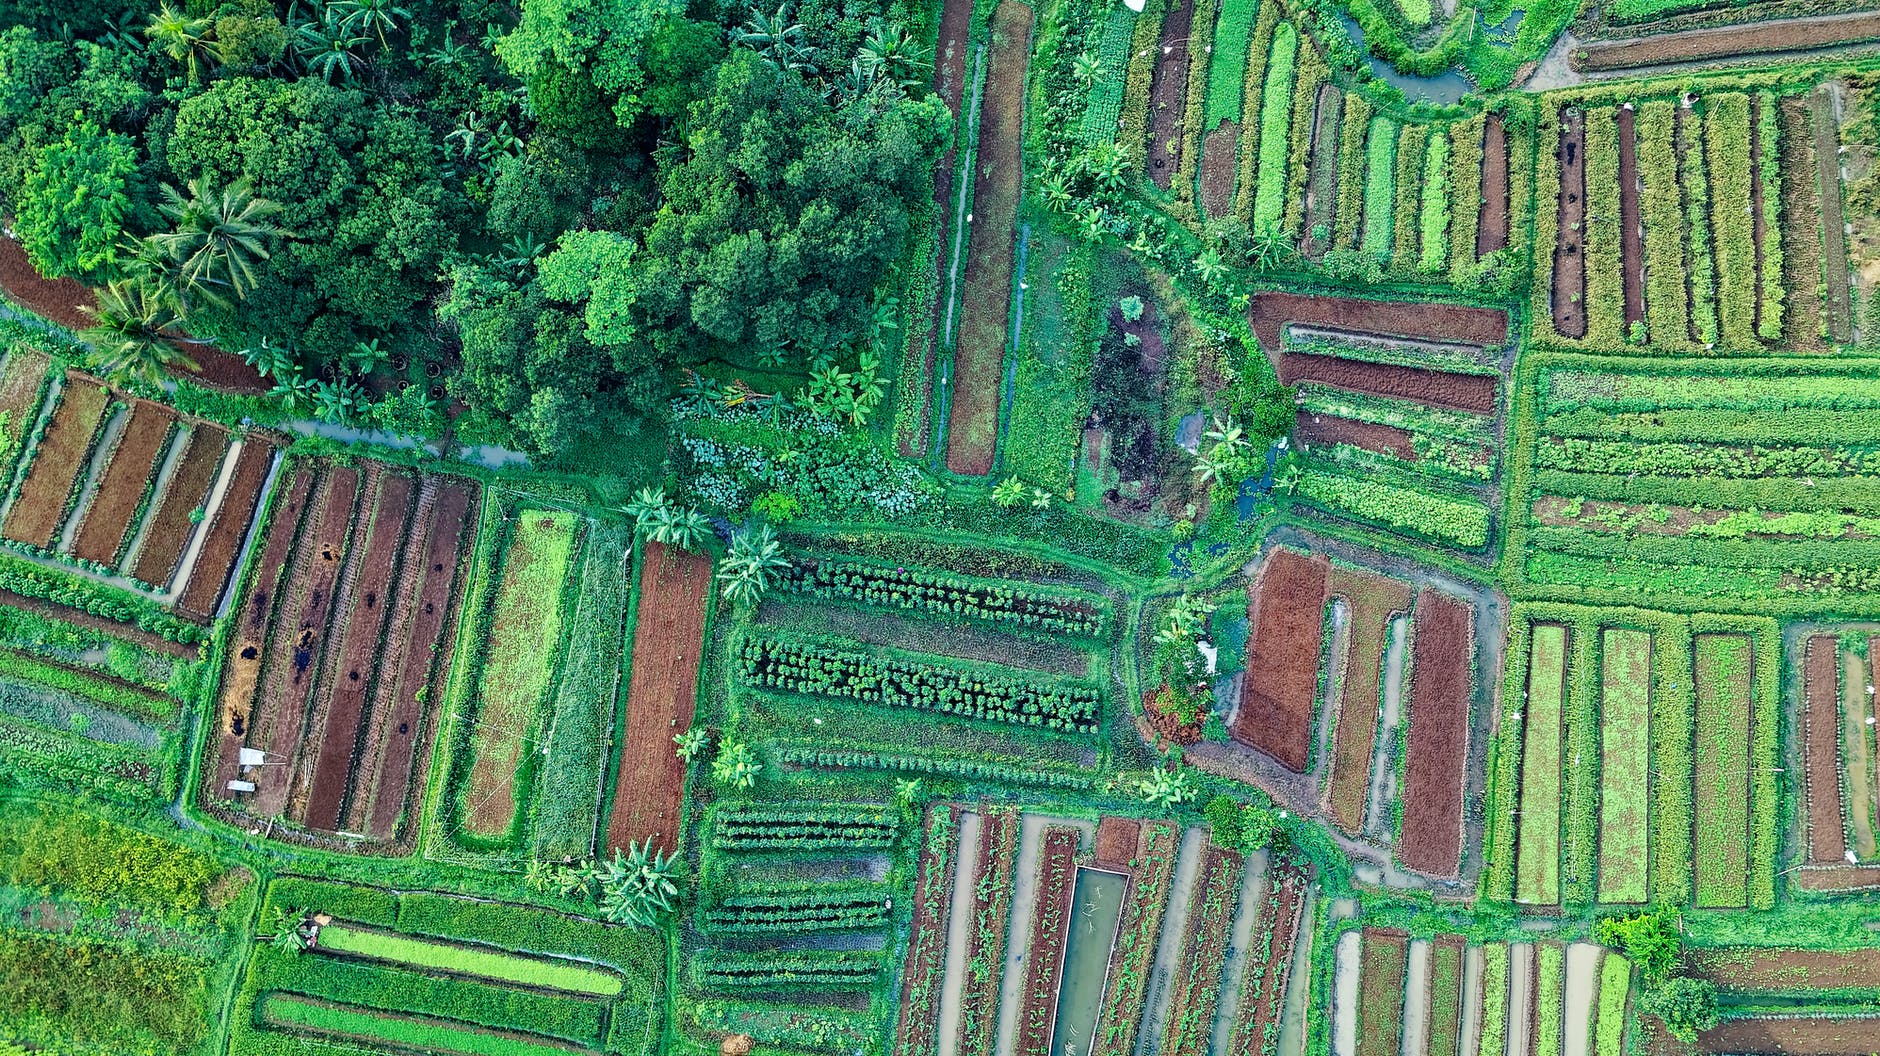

left=11, top=0, right=1880, bottom=1054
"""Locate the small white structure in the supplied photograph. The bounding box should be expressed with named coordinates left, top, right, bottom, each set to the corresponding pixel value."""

left=238, top=747, right=268, bottom=767
left=226, top=779, right=258, bottom=794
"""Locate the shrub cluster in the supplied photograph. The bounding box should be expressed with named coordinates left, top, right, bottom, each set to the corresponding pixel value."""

left=783, top=557, right=1107, bottom=636
left=692, top=949, right=880, bottom=992
left=700, top=881, right=892, bottom=934
left=773, top=747, right=1097, bottom=789
left=711, top=804, right=901, bottom=852
left=740, top=635, right=1101, bottom=733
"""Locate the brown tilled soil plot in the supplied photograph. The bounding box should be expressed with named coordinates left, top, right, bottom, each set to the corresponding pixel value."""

left=1689, top=947, right=1880, bottom=990
left=1803, top=635, right=1847, bottom=864
left=210, top=465, right=318, bottom=795
left=1552, top=107, right=1588, bottom=340
left=1357, top=929, right=1410, bottom=1056
left=132, top=425, right=230, bottom=587
left=0, top=348, right=49, bottom=425
left=4, top=376, right=109, bottom=549
left=1296, top=411, right=1415, bottom=461
left=1397, top=590, right=1474, bottom=878
left=1279, top=352, right=1498, bottom=415
left=605, top=541, right=713, bottom=853
left=302, top=472, right=415, bottom=832
left=1233, top=547, right=1329, bottom=773
left=1200, top=121, right=1240, bottom=219
left=1146, top=0, right=1194, bottom=190
left=70, top=401, right=174, bottom=565
left=1016, top=826, right=1080, bottom=1056
left=363, top=479, right=475, bottom=839
left=1251, top=291, right=1509, bottom=351
left=1616, top=107, right=1645, bottom=328
left=1324, top=567, right=1412, bottom=835
left=0, top=237, right=94, bottom=331
left=175, top=435, right=277, bottom=620
left=1478, top=114, right=1510, bottom=256
left=1093, top=816, right=1141, bottom=870
left=1578, top=10, right=1880, bottom=71
left=1690, top=1015, right=1880, bottom=1055
left=944, top=0, right=1033, bottom=477
left=1780, top=97, right=1828, bottom=353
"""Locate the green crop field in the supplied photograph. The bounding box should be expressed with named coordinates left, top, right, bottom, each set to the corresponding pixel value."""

left=314, top=924, right=624, bottom=996
left=1516, top=624, right=1566, bottom=906
left=1597, top=628, right=1651, bottom=904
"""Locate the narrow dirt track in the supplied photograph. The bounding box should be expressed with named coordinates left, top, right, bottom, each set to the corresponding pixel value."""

left=1478, top=114, right=1510, bottom=256
left=1615, top=107, right=1644, bottom=328
left=1552, top=108, right=1588, bottom=340
left=1803, top=635, right=1847, bottom=864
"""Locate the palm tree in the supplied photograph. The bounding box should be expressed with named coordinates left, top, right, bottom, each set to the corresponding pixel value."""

left=145, top=4, right=215, bottom=84
left=712, top=740, right=761, bottom=789
left=596, top=842, right=679, bottom=927
left=296, top=7, right=371, bottom=84
left=82, top=279, right=199, bottom=386
left=153, top=179, right=283, bottom=301
left=737, top=4, right=814, bottom=73
left=331, top=0, right=411, bottom=49
left=716, top=525, right=789, bottom=608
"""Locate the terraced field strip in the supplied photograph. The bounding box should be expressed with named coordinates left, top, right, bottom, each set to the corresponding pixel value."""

left=1802, top=637, right=1849, bottom=864
left=249, top=465, right=361, bottom=820
left=0, top=348, right=48, bottom=435
left=957, top=808, right=1018, bottom=1056
left=130, top=424, right=229, bottom=587
left=943, top=0, right=1033, bottom=477
left=896, top=806, right=961, bottom=1056
left=1812, top=87, right=1854, bottom=344
left=175, top=434, right=276, bottom=620
left=1398, top=590, right=1473, bottom=877
left=1233, top=547, right=1329, bottom=772
left=1704, top=94, right=1759, bottom=350
left=1426, top=936, right=1466, bottom=1056
left=1533, top=943, right=1563, bottom=1056
left=1357, top=929, right=1408, bottom=1056
left=69, top=400, right=174, bottom=565
left=1840, top=645, right=1877, bottom=861
left=1693, top=633, right=1752, bottom=907
left=1596, top=628, right=1651, bottom=904
left=3, top=374, right=108, bottom=548
left=1576, top=9, right=1880, bottom=70
left=260, top=995, right=582, bottom=1056
left=1158, top=844, right=1245, bottom=1056
left=1516, top=623, right=1565, bottom=906
left=1478, top=944, right=1511, bottom=1056
left=1324, top=566, right=1411, bottom=834
left=1224, top=861, right=1312, bottom=1056
left=1276, top=350, right=1498, bottom=415
left=460, top=510, right=577, bottom=841
left=1144, top=0, right=1193, bottom=190
left=605, top=541, right=712, bottom=853
left=315, top=923, right=622, bottom=996
left=1089, top=821, right=1179, bottom=1056
left=1777, top=96, right=1827, bottom=353
left=1551, top=107, right=1587, bottom=341
left=1592, top=952, right=1628, bottom=1056
left=303, top=471, right=415, bottom=832
left=363, top=479, right=476, bottom=839
left=1692, top=1014, right=1880, bottom=1053
left=1015, top=825, right=1080, bottom=1056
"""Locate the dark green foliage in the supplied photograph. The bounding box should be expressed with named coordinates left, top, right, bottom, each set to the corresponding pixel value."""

left=1594, top=907, right=1681, bottom=983
left=0, top=927, right=212, bottom=1055
left=13, top=115, right=136, bottom=278
left=781, top=557, right=1109, bottom=637
left=692, top=948, right=880, bottom=991
left=711, top=804, right=901, bottom=852
left=1638, top=976, right=1718, bottom=1043
left=700, top=881, right=893, bottom=933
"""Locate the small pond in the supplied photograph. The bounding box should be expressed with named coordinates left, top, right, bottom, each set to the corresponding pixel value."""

left=1336, top=13, right=1476, bottom=105
left=1049, top=867, right=1129, bottom=1056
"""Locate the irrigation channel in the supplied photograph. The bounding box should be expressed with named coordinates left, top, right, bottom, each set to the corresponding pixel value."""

left=1049, top=867, right=1129, bottom=1056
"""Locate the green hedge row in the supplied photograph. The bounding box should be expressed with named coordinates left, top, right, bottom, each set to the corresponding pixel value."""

left=1583, top=107, right=1625, bottom=347
left=740, top=633, right=1101, bottom=733
left=783, top=555, right=1108, bottom=637
left=1682, top=101, right=1722, bottom=347
left=1118, top=0, right=1166, bottom=168
left=712, top=803, right=902, bottom=851
left=1203, top=0, right=1258, bottom=130
left=1705, top=93, right=1760, bottom=350
left=1638, top=99, right=1693, bottom=349
left=1390, top=124, right=1427, bottom=273
left=1332, top=92, right=1372, bottom=253
left=1230, top=0, right=1282, bottom=223
left=1361, top=115, right=1398, bottom=259
left=700, top=881, right=892, bottom=934
left=692, top=948, right=881, bottom=992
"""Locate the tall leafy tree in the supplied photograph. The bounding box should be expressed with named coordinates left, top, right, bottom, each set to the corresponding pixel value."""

left=495, top=0, right=689, bottom=131
left=12, top=114, right=135, bottom=278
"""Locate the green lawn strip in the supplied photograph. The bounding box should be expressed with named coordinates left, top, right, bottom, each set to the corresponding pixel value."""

left=315, top=923, right=623, bottom=997
left=1478, top=944, right=1510, bottom=1056
left=1516, top=623, right=1565, bottom=906
left=248, top=944, right=605, bottom=1046
left=1596, top=628, right=1651, bottom=905
left=1251, top=22, right=1299, bottom=233
left=457, top=509, right=579, bottom=842
left=1594, top=952, right=1630, bottom=1056
left=1649, top=618, right=1695, bottom=904
left=1202, top=0, right=1257, bottom=129
left=1535, top=943, right=1565, bottom=1056
left=1418, top=130, right=1451, bottom=275
left=531, top=521, right=631, bottom=860
left=1692, top=633, right=1752, bottom=908
left=1426, top=939, right=1464, bottom=1056
left=1746, top=626, right=1780, bottom=909
left=261, top=995, right=580, bottom=1056
left=1362, top=115, right=1398, bottom=259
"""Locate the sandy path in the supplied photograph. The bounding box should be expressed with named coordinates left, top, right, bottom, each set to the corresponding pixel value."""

left=996, top=814, right=1093, bottom=1056
left=1458, top=945, right=1485, bottom=1056
left=1209, top=849, right=1272, bottom=1056
left=1506, top=944, right=1535, bottom=1056
left=1333, top=929, right=1362, bottom=1056
left=1276, top=886, right=1317, bottom=1056
left=1562, top=943, right=1603, bottom=1056
left=1137, top=825, right=1207, bottom=1056
left=937, top=811, right=986, bottom=1056
left=1402, top=939, right=1432, bottom=1056
left=1365, top=615, right=1410, bottom=840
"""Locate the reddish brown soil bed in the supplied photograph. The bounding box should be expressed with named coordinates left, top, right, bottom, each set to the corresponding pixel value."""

left=175, top=435, right=277, bottom=620
left=1094, top=816, right=1142, bottom=870
left=1552, top=107, right=1588, bottom=340
left=1016, top=826, right=1080, bottom=1056
left=70, top=401, right=175, bottom=566
left=1324, top=567, right=1412, bottom=835
left=364, top=478, right=475, bottom=839
left=944, top=0, right=1033, bottom=477
left=302, top=472, right=415, bottom=831
left=1577, top=10, right=1880, bottom=71
left=605, top=541, right=713, bottom=853
left=4, top=375, right=109, bottom=548
left=131, top=425, right=230, bottom=588
left=1693, top=1015, right=1880, bottom=1055
left=1812, top=88, right=1855, bottom=344
left=1278, top=351, right=1498, bottom=415
left=1616, top=106, right=1645, bottom=328
left=1229, top=861, right=1314, bottom=1055
left=1689, top=947, right=1880, bottom=990
left=1397, top=589, right=1474, bottom=878
left=1478, top=114, right=1510, bottom=256
left=1803, top=635, right=1847, bottom=864
left=1296, top=410, right=1415, bottom=461
left=1200, top=121, right=1240, bottom=219
left=1251, top=290, right=1509, bottom=352
left=0, top=238, right=94, bottom=331
left=1146, top=0, right=1195, bottom=190
left=1357, top=928, right=1410, bottom=1056
left=894, top=807, right=961, bottom=1056
left=1233, top=548, right=1330, bottom=773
